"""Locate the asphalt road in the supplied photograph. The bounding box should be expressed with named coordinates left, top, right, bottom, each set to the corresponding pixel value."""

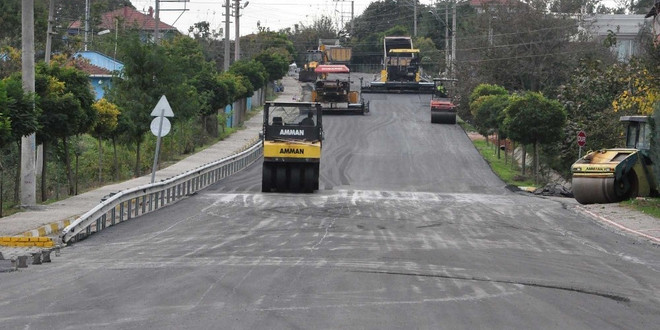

left=0, top=92, right=658, bottom=329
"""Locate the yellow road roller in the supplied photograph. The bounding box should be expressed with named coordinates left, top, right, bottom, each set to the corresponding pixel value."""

left=571, top=116, right=657, bottom=204
left=262, top=102, right=323, bottom=193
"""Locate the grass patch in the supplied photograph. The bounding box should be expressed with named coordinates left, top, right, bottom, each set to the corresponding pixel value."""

left=472, top=139, right=538, bottom=188
left=620, top=198, right=660, bottom=218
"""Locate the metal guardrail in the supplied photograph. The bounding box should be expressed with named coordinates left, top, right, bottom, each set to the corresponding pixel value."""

left=60, top=140, right=263, bottom=244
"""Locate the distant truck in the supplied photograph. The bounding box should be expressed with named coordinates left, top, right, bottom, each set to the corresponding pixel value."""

left=298, top=39, right=353, bottom=82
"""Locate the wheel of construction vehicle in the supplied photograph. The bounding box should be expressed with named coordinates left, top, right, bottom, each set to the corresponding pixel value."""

left=303, top=165, right=315, bottom=193
left=614, top=172, right=638, bottom=200
left=261, top=163, right=272, bottom=192
left=289, top=165, right=302, bottom=193
left=314, top=164, right=320, bottom=190
left=276, top=166, right=287, bottom=192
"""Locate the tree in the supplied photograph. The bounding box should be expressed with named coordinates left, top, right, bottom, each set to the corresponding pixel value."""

left=555, top=59, right=630, bottom=177
left=503, top=92, right=566, bottom=182
left=0, top=80, right=13, bottom=216
left=108, top=33, right=171, bottom=177
left=36, top=62, right=96, bottom=197
left=255, top=50, right=289, bottom=82
left=3, top=75, right=40, bottom=203
left=281, top=16, right=338, bottom=65
left=90, top=98, right=120, bottom=183
left=228, top=59, right=267, bottom=95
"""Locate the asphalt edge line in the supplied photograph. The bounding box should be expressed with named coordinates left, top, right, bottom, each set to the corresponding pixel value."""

left=575, top=205, right=660, bottom=244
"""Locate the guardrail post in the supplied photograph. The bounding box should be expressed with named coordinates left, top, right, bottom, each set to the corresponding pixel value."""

left=111, top=206, right=116, bottom=225
left=160, top=190, right=165, bottom=206
left=127, top=199, right=132, bottom=220
left=120, top=202, right=125, bottom=222
left=142, top=196, right=146, bottom=214
left=101, top=214, right=107, bottom=230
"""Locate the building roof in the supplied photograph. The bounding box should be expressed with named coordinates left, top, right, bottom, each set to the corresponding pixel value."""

left=71, top=59, right=112, bottom=76
left=69, top=6, right=177, bottom=32
left=72, top=51, right=124, bottom=76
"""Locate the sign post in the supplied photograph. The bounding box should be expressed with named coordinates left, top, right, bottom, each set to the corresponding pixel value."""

left=577, top=130, right=586, bottom=159
left=150, top=95, right=174, bottom=183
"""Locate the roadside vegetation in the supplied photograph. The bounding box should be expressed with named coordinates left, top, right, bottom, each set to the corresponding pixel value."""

left=0, top=0, right=293, bottom=216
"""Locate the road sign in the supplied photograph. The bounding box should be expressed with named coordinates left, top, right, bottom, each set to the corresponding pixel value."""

left=151, top=95, right=175, bottom=183
left=150, top=95, right=174, bottom=117
left=577, top=131, right=586, bottom=147
left=150, top=117, right=171, bottom=137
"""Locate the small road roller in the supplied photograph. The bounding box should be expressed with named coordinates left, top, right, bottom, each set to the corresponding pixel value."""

left=261, top=102, right=323, bottom=193
left=430, top=78, right=457, bottom=124
left=571, top=116, right=657, bottom=204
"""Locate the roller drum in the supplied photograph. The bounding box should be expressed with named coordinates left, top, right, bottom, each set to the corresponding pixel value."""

left=572, top=177, right=618, bottom=204
left=431, top=112, right=456, bottom=124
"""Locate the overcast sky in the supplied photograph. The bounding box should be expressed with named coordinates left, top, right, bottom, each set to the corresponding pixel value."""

left=129, top=0, right=437, bottom=37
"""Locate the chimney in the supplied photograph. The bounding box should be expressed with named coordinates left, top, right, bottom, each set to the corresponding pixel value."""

left=148, top=6, right=154, bottom=17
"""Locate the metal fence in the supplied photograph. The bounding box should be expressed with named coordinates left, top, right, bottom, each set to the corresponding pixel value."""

left=60, top=140, right=263, bottom=244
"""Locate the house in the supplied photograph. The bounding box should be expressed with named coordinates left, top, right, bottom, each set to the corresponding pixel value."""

left=469, top=0, right=526, bottom=13
left=68, top=6, right=179, bottom=42
left=71, top=51, right=124, bottom=100
left=583, top=14, right=648, bottom=61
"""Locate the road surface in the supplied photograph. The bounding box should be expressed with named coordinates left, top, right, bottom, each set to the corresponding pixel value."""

left=0, top=92, right=658, bottom=329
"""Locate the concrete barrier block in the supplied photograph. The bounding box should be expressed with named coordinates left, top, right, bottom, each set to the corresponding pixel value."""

left=32, top=252, right=42, bottom=265
left=17, top=255, right=28, bottom=268
left=42, top=250, right=52, bottom=263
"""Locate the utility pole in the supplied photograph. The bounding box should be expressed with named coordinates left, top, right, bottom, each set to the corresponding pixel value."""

left=234, top=0, right=241, bottom=61
left=413, top=0, right=418, bottom=37
left=154, top=0, right=160, bottom=44
left=451, top=0, right=456, bottom=77
left=21, top=0, right=36, bottom=207
left=351, top=1, right=354, bottom=35
left=45, top=0, right=54, bottom=63
left=224, top=0, right=231, bottom=70
left=84, top=0, right=89, bottom=50
left=445, top=1, right=449, bottom=75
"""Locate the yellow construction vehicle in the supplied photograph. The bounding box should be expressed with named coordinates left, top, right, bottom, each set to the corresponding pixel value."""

left=571, top=116, right=657, bottom=204
left=298, top=49, right=325, bottom=82
left=298, top=40, right=353, bottom=83
left=262, top=102, right=323, bottom=193
left=311, top=64, right=368, bottom=115
left=361, top=36, right=434, bottom=94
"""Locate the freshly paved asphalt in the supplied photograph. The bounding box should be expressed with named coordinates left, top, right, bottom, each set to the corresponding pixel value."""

left=0, top=78, right=658, bottom=329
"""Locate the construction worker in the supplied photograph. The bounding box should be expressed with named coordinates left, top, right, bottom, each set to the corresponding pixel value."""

left=300, top=111, right=315, bottom=126
left=436, top=83, right=447, bottom=97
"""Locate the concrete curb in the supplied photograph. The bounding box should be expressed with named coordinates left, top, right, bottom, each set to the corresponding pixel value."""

left=575, top=205, right=660, bottom=244
left=23, top=218, right=75, bottom=238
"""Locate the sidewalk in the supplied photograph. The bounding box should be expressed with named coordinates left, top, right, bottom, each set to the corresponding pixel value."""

left=0, top=77, right=304, bottom=241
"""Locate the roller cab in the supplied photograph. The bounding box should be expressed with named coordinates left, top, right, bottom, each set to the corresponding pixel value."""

left=262, top=102, right=323, bottom=193
left=571, top=116, right=657, bottom=204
